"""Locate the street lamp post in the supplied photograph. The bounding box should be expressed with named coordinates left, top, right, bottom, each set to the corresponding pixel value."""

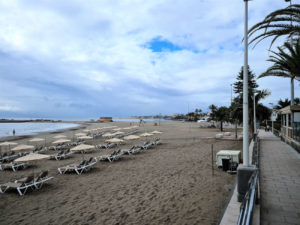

left=243, top=0, right=249, bottom=167
left=237, top=0, right=256, bottom=203
left=269, top=103, right=274, bottom=134
left=253, top=92, right=257, bottom=138
left=230, top=83, right=233, bottom=104
left=285, top=0, right=294, bottom=125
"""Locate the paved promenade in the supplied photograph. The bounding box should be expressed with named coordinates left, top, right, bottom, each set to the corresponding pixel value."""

left=259, top=130, right=300, bottom=225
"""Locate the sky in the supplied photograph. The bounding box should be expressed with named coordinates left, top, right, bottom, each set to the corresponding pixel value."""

left=0, top=0, right=299, bottom=120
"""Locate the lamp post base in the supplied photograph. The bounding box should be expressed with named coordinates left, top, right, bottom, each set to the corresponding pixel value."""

left=237, top=164, right=256, bottom=202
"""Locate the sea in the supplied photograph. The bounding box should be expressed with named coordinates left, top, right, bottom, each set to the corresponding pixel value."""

left=113, top=118, right=168, bottom=122
left=0, top=122, right=79, bottom=138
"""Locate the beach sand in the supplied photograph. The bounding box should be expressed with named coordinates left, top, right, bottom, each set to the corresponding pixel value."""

left=0, top=121, right=242, bottom=225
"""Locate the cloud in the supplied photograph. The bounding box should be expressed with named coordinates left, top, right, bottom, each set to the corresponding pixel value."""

left=0, top=0, right=297, bottom=119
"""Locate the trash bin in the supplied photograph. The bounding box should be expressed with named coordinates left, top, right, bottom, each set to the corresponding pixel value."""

left=222, top=158, right=230, bottom=171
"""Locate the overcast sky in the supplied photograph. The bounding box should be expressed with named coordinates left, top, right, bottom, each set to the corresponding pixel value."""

left=0, top=0, right=298, bottom=120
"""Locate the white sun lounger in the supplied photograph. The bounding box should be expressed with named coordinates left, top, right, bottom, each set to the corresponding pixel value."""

left=32, top=171, right=54, bottom=189
left=98, top=150, right=124, bottom=162
left=154, top=138, right=161, bottom=145
left=0, top=175, right=34, bottom=196
left=50, top=150, right=73, bottom=160
left=0, top=162, right=29, bottom=172
left=126, top=146, right=142, bottom=154
left=58, top=158, right=97, bottom=175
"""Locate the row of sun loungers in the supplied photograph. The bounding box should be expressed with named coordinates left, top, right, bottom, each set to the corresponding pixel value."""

left=0, top=171, right=53, bottom=196
left=98, top=150, right=125, bottom=162
left=0, top=152, right=26, bottom=163
left=58, top=157, right=97, bottom=175
left=114, top=129, right=139, bottom=139
left=0, top=162, right=29, bottom=172
left=0, top=138, right=162, bottom=196
left=96, top=143, right=117, bottom=150
left=50, top=149, right=73, bottom=160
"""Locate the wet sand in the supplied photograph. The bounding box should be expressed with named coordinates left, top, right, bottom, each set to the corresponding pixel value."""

left=0, top=121, right=242, bottom=225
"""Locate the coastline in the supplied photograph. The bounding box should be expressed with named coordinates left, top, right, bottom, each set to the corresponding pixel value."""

left=0, top=122, right=87, bottom=142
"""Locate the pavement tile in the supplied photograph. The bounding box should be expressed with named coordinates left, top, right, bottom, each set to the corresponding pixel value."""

left=259, top=130, right=300, bottom=225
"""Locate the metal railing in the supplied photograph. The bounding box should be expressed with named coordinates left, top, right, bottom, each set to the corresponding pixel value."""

left=237, top=135, right=259, bottom=225
left=237, top=170, right=259, bottom=225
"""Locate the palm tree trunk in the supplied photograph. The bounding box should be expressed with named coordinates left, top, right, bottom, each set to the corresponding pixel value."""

left=291, top=77, right=294, bottom=105
left=291, top=77, right=294, bottom=124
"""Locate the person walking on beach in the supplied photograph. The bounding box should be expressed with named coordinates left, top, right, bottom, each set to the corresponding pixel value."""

left=12, top=129, right=15, bottom=136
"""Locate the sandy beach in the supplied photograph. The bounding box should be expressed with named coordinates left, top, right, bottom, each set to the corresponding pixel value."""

left=0, top=121, right=242, bottom=225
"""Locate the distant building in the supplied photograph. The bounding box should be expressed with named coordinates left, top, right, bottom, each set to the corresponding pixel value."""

left=99, top=117, right=113, bottom=122
left=279, top=105, right=300, bottom=151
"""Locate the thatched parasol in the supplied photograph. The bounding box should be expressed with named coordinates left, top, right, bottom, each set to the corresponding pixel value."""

left=52, top=139, right=71, bottom=145
left=14, top=153, right=50, bottom=163
left=53, top=135, right=67, bottom=139
left=102, top=133, right=113, bottom=137
left=113, top=128, right=122, bottom=131
left=0, top=141, right=18, bottom=147
left=75, top=132, right=87, bottom=137
left=0, top=141, right=18, bottom=154
left=70, top=144, right=95, bottom=153
left=77, top=135, right=93, bottom=140
left=140, top=133, right=153, bottom=137
left=151, top=130, right=162, bottom=134
left=112, top=131, right=124, bottom=135
left=105, top=138, right=124, bottom=143
left=11, top=144, right=35, bottom=153
left=123, top=135, right=140, bottom=140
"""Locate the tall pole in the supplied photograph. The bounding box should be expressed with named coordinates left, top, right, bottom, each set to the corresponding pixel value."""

left=290, top=0, right=294, bottom=125
left=231, top=84, right=233, bottom=104
left=253, top=92, right=256, bottom=136
left=285, top=0, right=294, bottom=125
left=270, top=103, right=274, bottom=134
left=243, top=0, right=249, bottom=167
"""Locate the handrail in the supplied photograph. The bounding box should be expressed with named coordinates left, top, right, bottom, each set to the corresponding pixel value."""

left=237, top=170, right=259, bottom=225
left=238, top=135, right=259, bottom=225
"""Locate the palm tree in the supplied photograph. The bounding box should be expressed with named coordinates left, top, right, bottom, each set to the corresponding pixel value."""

left=230, top=89, right=271, bottom=134
left=275, top=97, right=300, bottom=109
left=209, top=105, right=230, bottom=131
left=248, top=4, right=300, bottom=48
left=258, top=40, right=300, bottom=105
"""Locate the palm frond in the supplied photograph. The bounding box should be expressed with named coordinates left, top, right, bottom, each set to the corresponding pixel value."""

left=248, top=4, right=300, bottom=48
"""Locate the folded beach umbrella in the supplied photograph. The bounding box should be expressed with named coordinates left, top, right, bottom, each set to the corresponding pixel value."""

left=140, top=133, right=153, bottom=137
left=123, top=135, right=140, bottom=140
left=70, top=144, right=95, bottom=153
left=14, top=153, right=50, bottom=163
left=52, top=139, right=71, bottom=145
left=151, top=131, right=162, bottom=134
left=105, top=138, right=124, bottom=143
left=53, top=135, right=67, bottom=139
left=77, top=135, right=93, bottom=140
left=11, top=144, right=35, bottom=153
left=75, top=132, right=86, bottom=137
